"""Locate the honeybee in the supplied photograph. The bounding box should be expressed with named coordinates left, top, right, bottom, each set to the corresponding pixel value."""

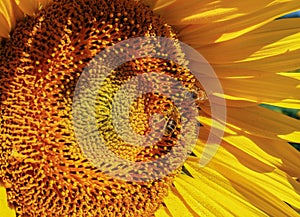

left=185, top=86, right=207, bottom=108
left=162, top=106, right=180, bottom=137
left=164, top=117, right=178, bottom=137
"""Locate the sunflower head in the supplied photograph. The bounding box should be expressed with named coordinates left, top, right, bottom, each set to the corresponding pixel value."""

left=0, top=0, right=206, bottom=215
left=1, top=0, right=300, bottom=217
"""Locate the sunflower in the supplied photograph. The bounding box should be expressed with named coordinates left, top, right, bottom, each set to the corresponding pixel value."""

left=1, top=0, right=300, bottom=216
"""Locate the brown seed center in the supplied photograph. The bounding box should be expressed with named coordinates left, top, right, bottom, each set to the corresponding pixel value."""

left=0, top=0, right=204, bottom=216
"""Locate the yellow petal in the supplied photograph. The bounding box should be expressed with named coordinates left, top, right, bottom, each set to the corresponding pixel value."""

left=173, top=173, right=267, bottom=217
left=164, top=0, right=300, bottom=45
left=154, top=0, right=299, bottom=24
left=196, top=124, right=300, bottom=178
left=267, top=100, right=300, bottom=110
left=198, top=19, right=300, bottom=74
left=217, top=74, right=300, bottom=108
left=202, top=104, right=300, bottom=142
left=197, top=18, right=300, bottom=64
left=0, top=0, right=23, bottom=38
left=194, top=129, right=300, bottom=203
left=0, top=13, right=10, bottom=38
left=144, top=0, right=175, bottom=10
left=211, top=66, right=272, bottom=78
left=198, top=116, right=237, bottom=135
left=0, top=185, right=16, bottom=217
left=163, top=186, right=199, bottom=217
left=155, top=204, right=173, bottom=217
left=225, top=135, right=300, bottom=177
left=208, top=69, right=300, bottom=109
left=15, top=0, right=40, bottom=15
left=185, top=152, right=300, bottom=216
left=228, top=49, right=300, bottom=73
left=279, top=72, right=300, bottom=81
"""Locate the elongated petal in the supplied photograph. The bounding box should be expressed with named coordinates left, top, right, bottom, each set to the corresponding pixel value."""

left=172, top=173, right=268, bottom=216
left=217, top=74, right=300, bottom=108
left=194, top=122, right=300, bottom=208
left=0, top=185, right=16, bottom=217
left=196, top=122, right=300, bottom=178
left=15, top=0, right=39, bottom=15
left=154, top=204, right=173, bottom=217
left=225, top=135, right=300, bottom=177
left=184, top=151, right=300, bottom=216
left=205, top=69, right=300, bottom=108
left=0, top=13, right=10, bottom=38
left=163, top=187, right=200, bottom=217
left=201, top=104, right=300, bottom=142
left=0, top=0, right=23, bottom=38
left=226, top=49, right=300, bottom=73
left=154, top=0, right=300, bottom=44
left=279, top=72, right=300, bottom=81
left=198, top=18, right=300, bottom=64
